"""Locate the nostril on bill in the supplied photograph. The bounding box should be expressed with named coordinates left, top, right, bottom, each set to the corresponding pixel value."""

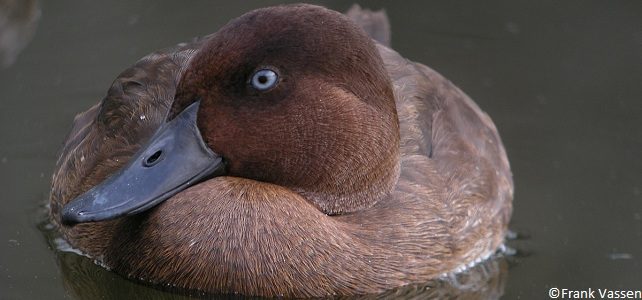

left=143, top=150, right=163, bottom=167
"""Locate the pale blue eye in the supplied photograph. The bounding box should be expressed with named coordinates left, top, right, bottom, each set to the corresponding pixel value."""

left=251, top=69, right=278, bottom=91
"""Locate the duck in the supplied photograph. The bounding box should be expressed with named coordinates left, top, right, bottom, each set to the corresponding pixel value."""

left=50, top=4, right=513, bottom=298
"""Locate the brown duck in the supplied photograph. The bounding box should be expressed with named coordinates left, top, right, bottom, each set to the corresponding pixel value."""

left=50, top=4, right=513, bottom=298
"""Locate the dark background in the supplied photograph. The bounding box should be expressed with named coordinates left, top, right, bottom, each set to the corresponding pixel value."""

left=1, top=1, right=640, bottom=298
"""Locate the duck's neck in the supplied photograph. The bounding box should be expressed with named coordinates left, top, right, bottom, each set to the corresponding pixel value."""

left=296, top=152, right=401, bottom=215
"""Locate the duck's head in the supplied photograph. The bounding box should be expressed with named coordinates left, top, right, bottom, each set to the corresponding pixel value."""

left=62, top=4, right=400, bottom=224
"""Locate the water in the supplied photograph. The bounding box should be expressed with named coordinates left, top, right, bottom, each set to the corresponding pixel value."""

left=1, top=1, right=641, bottom=299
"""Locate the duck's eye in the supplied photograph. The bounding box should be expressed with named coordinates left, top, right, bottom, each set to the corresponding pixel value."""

left=250, top=69, right=278, bottom=91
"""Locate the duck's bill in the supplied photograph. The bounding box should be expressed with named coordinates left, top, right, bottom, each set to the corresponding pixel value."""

left=61, top=101, right=225, bottom=225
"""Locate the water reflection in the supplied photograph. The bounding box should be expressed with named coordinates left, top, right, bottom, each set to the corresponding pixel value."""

left=0, top=0, right=40, bottom=68
left=55, top=252, right=509, bottom=299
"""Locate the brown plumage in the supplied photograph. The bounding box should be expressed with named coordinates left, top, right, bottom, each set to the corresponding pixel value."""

left=50, top=4, right=513, bottom=298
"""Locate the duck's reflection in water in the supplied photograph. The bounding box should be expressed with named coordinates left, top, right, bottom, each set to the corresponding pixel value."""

left=56, top=248, right=508, bottom=300
left=0, top=0, right=40, bottom=68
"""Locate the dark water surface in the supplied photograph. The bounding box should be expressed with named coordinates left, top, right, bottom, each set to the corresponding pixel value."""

left=1, top=1, right=641, bottom=299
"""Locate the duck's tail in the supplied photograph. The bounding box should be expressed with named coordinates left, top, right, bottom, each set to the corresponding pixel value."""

left=345, top=4, right=391, bottom=47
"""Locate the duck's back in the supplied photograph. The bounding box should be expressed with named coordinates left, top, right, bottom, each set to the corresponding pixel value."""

left=50, top=39, right=204, bottom=251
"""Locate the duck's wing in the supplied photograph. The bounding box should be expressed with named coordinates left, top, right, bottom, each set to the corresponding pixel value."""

left=51, top=37, right=208, bottom=222
left=369, top=44, right=513, bottom=272
left=379, top=43, right=512, bottom=210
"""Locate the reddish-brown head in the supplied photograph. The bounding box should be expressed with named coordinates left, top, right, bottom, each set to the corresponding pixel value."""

left=172, top=4, right=400, bottom=214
